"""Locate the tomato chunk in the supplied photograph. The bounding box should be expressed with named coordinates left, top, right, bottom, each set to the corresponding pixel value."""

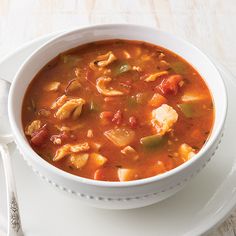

left=128, top=116, right=138, bottom=128
left=31, top=126, right=48, bottom=146
left=112, top=110, right=122, bottom=125
left=158, top=74, right=183, bottom=95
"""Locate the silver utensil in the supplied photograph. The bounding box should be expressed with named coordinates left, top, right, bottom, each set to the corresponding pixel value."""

left=0, top=78, right=23, bottom=236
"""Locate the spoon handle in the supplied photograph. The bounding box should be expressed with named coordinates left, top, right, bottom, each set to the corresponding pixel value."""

left=0, top=144, right=24, bottom=236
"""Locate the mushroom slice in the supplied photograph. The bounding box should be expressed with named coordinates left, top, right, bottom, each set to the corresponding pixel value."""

left=151, top=104, right=178, bottom=136
left=90, top=51, right=117, bottom=69
left=178, top=143, right=195, bottom=162
left=51, top=95, right=68, bottom=109
left=121, top=146, right=139, bottom=160
left=90, top=153, right=108, bottom=167
left=144, top=71, right=168, bottom=82
left=55, top=98, right=85, bottom=120
left=25, top=120, right=41, bottom=136
left=44, top=81, right=60, bottom=91
left=70, top=153, right=89, bottom=169
left=53, top=142, right=90, bottom=161
left=96, top=76, right=123, bottom=96
left=104, top=127, right=135, bottom=147
left=118, top=168, right=137, bottom=182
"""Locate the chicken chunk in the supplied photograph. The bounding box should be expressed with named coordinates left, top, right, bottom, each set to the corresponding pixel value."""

left=53, top=142, right=90, bottom=161
left=178, top=143, right=195, bottom=162
left=25, top=120, right=41, bottom=136
left=96, top=76, right=123, bottom=96
left=51, top=95, right=68, bottom=109
left=144, top=71, right=168, bottom=82
left=90, top=51, right=117, bottom=70
left=151, top=104, right=178, bottom=136
left=55, top=98, right=85, bottom=120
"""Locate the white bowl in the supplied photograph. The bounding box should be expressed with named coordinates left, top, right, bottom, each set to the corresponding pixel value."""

left=8, top=24, right=227, bottom=209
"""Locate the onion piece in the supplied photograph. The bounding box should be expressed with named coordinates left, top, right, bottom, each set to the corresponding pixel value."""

left=104, top=127, right=135, bottom=147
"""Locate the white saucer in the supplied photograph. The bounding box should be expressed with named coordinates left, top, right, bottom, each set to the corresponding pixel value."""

left=0, top=33, right=236, bottom=236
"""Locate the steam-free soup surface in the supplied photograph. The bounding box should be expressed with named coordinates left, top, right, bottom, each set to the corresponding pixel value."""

left=22, top=39, right=214, bottom=182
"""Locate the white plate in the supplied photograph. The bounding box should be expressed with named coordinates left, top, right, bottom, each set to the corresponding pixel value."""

left=0, top=33, right=236, bottom=236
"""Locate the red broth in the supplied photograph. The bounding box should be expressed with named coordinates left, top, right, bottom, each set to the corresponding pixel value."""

left=22, top=39, right=214, bottom=182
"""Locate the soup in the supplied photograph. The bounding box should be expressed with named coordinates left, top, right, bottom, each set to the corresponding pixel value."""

left=22, top=39, right=214, bottom=182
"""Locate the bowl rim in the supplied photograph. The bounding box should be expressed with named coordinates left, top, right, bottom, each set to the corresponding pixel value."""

left=8, top=23, right=228, bottom=187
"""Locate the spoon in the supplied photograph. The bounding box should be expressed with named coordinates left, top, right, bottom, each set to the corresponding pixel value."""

left=0, top=78, right=23, bottom=236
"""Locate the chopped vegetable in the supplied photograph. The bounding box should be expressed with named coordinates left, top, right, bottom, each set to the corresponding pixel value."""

left=148, top=93, right=167, bottom=108
left=94, top=167, right=118, bottom=181
left=100, top=111, right=113, bottom=125
left=177, top=103, right=194, bottom=118
left=181, top=93, right=207, bottom=102
left=114, top=62, right=131, bottom=75
left=121, top=146, right=139, bottom=160
left=90, top=153, right=108, bottom=167
left=31, top=125, right=48, bottom=146
left=70, top=153, right=89, bottom=169
left=140, top=134, right=166, bottom=149
left=104, top=127, right=135, bottom=147
left=118, top=168, right=137, bottom=181
left=158, top=74, right=183, bottom=95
